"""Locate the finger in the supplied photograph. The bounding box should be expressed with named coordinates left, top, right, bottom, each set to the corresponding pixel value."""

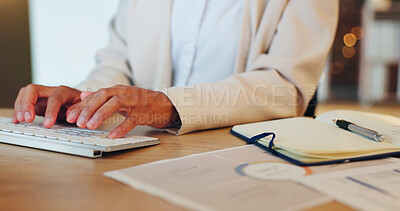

left=67, top=91, right=100, bottom=124
left=66, top=101, right=84, bottom=124
left=35, top=98, right=48, bottom=117
left=20, top=85, right=52, bottom=123
left=74, top=88, right=120, bottom=128
left=43, top=87, right=74, bottom=127
left=108, top=118, right=137, bottom=139
left=76, top=90, right=110, bottom=128
left=11, top=111, right=18, bottom=124
left=86, top=97, right=121, bottom=129
left=43, top=95, right=63, bottom=127
left=65, top=103, right=79, bottom=118
left=13, top=87, right=25, bottom=122
left=80, top=91, right=92, bottom=100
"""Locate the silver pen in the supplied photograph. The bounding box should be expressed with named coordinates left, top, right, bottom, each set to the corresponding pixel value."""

left=332, top=119, right=385, bottom=142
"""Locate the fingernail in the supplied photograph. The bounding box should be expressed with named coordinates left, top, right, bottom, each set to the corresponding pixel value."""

left=77, top=116, right=85, bottom=127
left=44, top=117, right=52, bottom=127
left=24, top=112, right=31, bottom=121
left=17, top=112, right=24, bottom=121
left=12, top=115, right=18, bottom=123
left=67, top=112, right=77, bottom=123
left=87, top=119, right=96, bottom=129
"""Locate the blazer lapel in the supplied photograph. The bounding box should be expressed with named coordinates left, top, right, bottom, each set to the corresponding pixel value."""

left=233, top=0, right=251, bottom=74
left=234, top=0, right=288, bottom=73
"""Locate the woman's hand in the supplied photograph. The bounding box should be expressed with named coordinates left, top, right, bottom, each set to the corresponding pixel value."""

left=12, top=84, right=82, bottom=127
left=66, top=85, right=177, bottom=139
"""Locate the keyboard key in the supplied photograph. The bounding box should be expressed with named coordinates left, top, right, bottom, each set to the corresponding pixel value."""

left=23, top=131, right=34, bottom=136
left=58, top=137, right=70, bottom=142
left=46, top=135, right=58, bottom=140
left=70, top=139, right=83, bottom=144
left=34, top=133, right=46, bottom=138
left=83, top=141, right=96, bottom=146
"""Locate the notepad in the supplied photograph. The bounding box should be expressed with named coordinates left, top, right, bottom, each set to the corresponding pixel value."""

left=231, top=110, right=400, bottom=166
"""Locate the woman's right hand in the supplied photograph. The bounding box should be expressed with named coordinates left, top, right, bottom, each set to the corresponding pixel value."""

left=12, top=84, right=82, bottom=128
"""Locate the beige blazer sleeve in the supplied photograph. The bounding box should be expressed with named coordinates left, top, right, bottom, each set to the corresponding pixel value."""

left=162, top=0, right=339, bottom=134
left=75, top=1, right=132, bottom=91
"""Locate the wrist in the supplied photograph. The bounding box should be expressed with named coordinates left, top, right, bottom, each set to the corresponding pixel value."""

left=158, top=92, right=181, bottom=128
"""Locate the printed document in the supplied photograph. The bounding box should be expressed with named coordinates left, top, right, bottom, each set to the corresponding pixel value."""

left=104, top=145, right=399, bottom=211
left=297, top=163, right=400, bottom=211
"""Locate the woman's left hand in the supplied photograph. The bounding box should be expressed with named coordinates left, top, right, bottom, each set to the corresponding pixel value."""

left=66, top=85, right=177, bottom=139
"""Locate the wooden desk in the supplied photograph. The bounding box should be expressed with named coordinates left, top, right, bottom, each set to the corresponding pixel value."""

left=3, top=104, right=395, bottom=210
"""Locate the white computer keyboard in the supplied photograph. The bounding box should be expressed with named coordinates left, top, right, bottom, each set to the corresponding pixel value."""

left=0, top=117, right=160, bottom=158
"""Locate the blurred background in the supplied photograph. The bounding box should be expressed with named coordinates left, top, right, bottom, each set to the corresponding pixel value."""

left=319, top=0, right=400, bottom=107
left=0, top=0, right=119, bottom=107
left=0, top=0, right=399, bottom=108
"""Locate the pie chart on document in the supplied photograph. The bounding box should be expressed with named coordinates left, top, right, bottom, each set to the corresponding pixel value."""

left=235, top=161, right=313, bottom=181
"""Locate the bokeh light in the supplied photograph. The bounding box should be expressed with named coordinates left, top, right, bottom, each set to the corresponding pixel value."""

left=351, top=26, right=364, bottom=40
left=331, top=63, right=344, bottom=75
left=343, top=33, right=357, bottom=47
left=334, top=55, right=347, bottom=68
left=342, top=46, right=356, bottom=58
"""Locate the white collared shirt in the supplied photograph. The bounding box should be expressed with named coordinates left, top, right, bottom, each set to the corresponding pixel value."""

left=171, top=0, right=244, bottom=86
